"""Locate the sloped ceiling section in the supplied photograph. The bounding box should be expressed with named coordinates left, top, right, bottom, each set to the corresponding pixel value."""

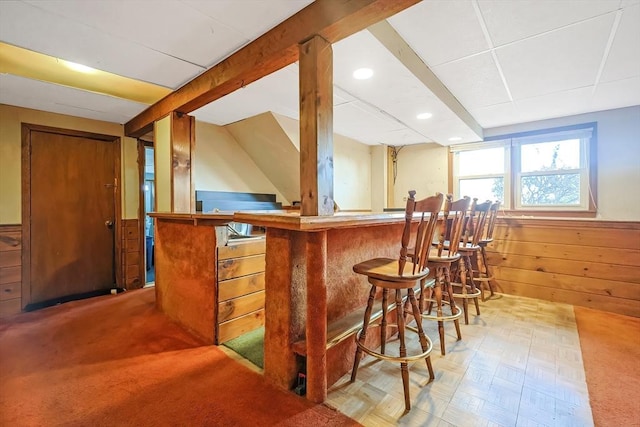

left=225, top=112, right=301, bottom=204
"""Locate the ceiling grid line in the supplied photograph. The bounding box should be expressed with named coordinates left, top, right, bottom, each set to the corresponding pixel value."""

left=591, top=9, right=623, bottom=95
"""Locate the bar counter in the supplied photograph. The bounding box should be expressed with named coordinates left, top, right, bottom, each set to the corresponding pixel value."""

left=151, top=210, right=410, bottom=403
left=236, top=210, right=409, bottom=403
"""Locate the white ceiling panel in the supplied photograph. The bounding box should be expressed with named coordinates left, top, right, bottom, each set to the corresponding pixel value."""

left=0, top=1, right=203, bottom=88
left=600, top=4, right=640, bottom=83
left=388, top=0, right=489, bottom=66
left=376, top=128, right=432, bottom=146
left=184, top=0, right=314, bottom=41
left=496, top=13, right=615, bottom=100
left=514, top=86, right=594, bottom=123
left=592, top=76, right=640, bottom=110
left=469, top=102, right=520, bottom=128
left=334, top=102, right=406, bottom=145
left=0, top=74, right=148, bottom=123
left=23, top=0, right=247, bottom=69
left=192, top=65, right=299, bottom=125
left=333, top=30, right=439, bottom=107
left=478, top=0, right=619, bottom=47
left=432, top=52, right=510, bottom=109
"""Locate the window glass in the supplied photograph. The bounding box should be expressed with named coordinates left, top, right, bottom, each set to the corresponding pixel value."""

left=520, top=139, right=580, bottom=172
left=520, top=173, right=581, bottom=206
left=460, top=178, right=504, bottom=204
left=459, top=147, right=504, bottom=175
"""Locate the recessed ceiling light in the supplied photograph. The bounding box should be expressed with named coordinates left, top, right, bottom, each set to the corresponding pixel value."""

left=448, top=137, right=462, bottom=142
left=63, top=60, right=96, bottom=74
left=416, top=112, right=433, bottom=120
left=353, top=68, right=373, bottom=80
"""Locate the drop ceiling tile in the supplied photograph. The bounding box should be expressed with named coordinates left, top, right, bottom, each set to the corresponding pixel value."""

left=23, top=0, right=249, bottom=69
left=478, top=0, right=619, bottom=46
left=600, top=4, right=640, bottom=83
left=334, top=30, right=438, bottom=107
left=592, top=76, right=640, bottom=111
left=0, top=1, right=203, bottom=88
left=334, top=102, right=405, bottom=145
left=469, top=102, right=520, bottom=128
left=377, top=128, right=432, bottom=146
left=388, top=0, right=489, bottom=66
left=193, top=65, right=299, bottom=125
left=513, top=86, right=594, bottom=123
left=0, top=74, right=148, bottom=123
left=432, top=52, right=510, bottom=109
left=184, top=0, right=313, bottom=40
left=496, top=13, right=615, bottom=100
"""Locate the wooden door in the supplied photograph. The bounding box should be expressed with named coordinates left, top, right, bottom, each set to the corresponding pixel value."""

left=27, top=130, right=116, bottom=304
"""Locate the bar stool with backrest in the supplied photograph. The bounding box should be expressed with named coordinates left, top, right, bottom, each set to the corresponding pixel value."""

left=451, top=199, right=491, bottom=324
left=350, top=191, right=443, bottom=412
left=474, top=200, right=501, bottom=301
left=419, top=194, right=469, bottom=355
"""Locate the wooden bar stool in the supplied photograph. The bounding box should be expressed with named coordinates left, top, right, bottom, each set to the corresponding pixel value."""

left=420, top=195, right=469, bottom=355
left=452, top=199, right=491, bottom=324
left=474, top=201, right=500, bottom=301
left=350, top=191, right=442, bottom=412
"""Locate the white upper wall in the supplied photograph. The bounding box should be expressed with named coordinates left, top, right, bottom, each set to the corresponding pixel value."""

left=391, top=143, right=449, bottom=208
left=194, top=120, right=288, bottom=204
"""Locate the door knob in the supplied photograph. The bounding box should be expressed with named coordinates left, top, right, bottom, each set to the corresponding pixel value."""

left=105, top=220, right=114, bottom=228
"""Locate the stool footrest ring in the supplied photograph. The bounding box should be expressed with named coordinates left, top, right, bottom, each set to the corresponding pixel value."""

left=355, top=324, right=433, bottom=363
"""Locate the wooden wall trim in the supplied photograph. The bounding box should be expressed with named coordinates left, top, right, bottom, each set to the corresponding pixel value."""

left=0, top=224, right=22, bottom=317
left=487, top=218, right=640, bottom=317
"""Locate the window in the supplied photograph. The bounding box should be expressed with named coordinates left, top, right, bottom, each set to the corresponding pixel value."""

left=451, top=123, right=596, bottom=216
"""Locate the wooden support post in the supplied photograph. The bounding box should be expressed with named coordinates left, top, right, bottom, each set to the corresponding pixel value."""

left=305, top=230, right=328, bottom=403
left=154, top=112, right=195, bottom=213
left=299, top=36, right=334, bottom=217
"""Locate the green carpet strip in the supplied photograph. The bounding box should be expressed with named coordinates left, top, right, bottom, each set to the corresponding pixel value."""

left=223, top=326, right=265, bottom=368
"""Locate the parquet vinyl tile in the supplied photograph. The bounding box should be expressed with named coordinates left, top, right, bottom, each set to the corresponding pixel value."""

left=326, top=293, right=594, bottom=427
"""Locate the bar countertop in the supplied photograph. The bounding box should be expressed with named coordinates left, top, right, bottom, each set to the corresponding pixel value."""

left=233, top=211, right=407, bottom=231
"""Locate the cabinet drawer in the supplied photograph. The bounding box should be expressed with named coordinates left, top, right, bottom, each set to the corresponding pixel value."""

left=218, top=309, right=265, bottom=343
left=218, top=272, right=265, bottom=302
left=0, top=282, right=20, bottom=301
left=218, top=254, right=265, bottom=281
left=218, top=240, right=265, bottom=260
left=218, top=290, right=265, bottom=323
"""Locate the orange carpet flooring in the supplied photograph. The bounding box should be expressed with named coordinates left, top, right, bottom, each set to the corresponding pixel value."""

left=0, top=288, right=360, bottom=427
left=574, top=306, right=640, bottom=427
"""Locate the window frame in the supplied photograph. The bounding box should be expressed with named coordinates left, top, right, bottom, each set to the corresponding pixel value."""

left=451, top=123, right=597, bottom=218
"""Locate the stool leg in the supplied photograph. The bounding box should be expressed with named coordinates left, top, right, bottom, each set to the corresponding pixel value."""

left=466, top=255, right=480, bottom=316
left=351, top=285, right=376, bottom=383
left=458, top=257, right=469, bottom=325
left=380, top=288, right=388, bottom=355
left=444, top=266, right=462, bottom=342
left=395, top=289, right=411, bottom=412
left=408, top=288, right=434, bottom=381
left=434, top=267, right=446, bottom=356
left=480, top=246, right=494, bottom=299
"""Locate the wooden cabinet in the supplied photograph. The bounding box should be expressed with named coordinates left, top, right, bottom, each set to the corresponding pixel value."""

left=216, top=239, right=266, bottom=343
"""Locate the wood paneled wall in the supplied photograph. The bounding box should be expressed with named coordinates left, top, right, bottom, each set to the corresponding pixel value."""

left=122, top=219, right=142, bottom=289
left=0, top=225, right=22, bottom=317
left=487, top=218, right=640, bottom=317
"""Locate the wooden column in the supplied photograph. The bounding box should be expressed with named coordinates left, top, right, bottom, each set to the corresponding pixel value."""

left=305, top=230, right=328, bottom=403
left=153, top=112, right=195, bottom=213
left=299, top=36, right=333, bottom=217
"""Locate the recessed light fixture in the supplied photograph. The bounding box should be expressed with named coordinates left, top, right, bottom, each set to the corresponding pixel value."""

left=63, top=60, right=96, bottom=74
left=448, top=137, right=462, bottom=142
left=416, top=112, right=433, bottom=120
left=353, top=68, right=373, bottom=80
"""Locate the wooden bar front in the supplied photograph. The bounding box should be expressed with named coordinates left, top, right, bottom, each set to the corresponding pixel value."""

left=234, top=211, right=408, bottom=402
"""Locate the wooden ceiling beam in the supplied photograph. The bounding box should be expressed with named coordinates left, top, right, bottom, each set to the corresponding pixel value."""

left=124, top=0, right=420, bottom=137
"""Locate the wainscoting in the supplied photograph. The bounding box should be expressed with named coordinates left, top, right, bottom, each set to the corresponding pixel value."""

left=0, top=225, right=21, bottom=317
left=122, top=219, right=142, bottom=289
left=487, top=218, right=640, bottom=317
left=0, top=221, right=141, bottom=317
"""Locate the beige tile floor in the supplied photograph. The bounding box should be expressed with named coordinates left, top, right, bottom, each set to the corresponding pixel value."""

left=325, top=293, right=594, bottom=427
